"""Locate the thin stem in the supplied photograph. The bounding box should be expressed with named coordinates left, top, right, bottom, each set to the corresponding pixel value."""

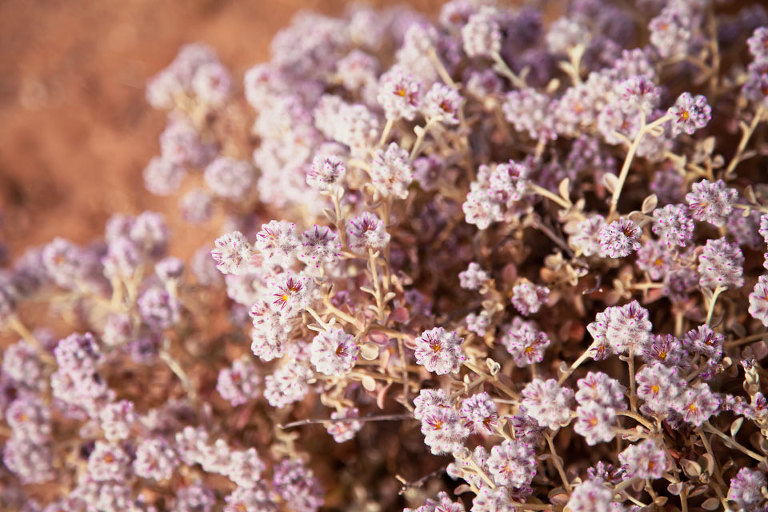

left=558, top=341, right=597, bottom=384
left=705, top=286, right=725, bottom=326
left=492, top=52, right=526, bottom=88
left=160, top=345, right=198, bottom=402
left=409, top=119, right=439, bottom=161
left=367, top=249, right=385, bottom=323
left=544, top=432, right=572, bottom=493
left=427, top=48, right=457, bottom=89
left=279, top=413, right=412, bottom=430
left=529, top=183, right=571, bottom=210
left=727, top=331, right=767, bottom=348
left=703, top=422, right=767, bottom=463
left=397, top=338, right=413, bottom=411
left=8, top=315, right=56, bottom=365
left=627, top=348, right=638, bottom=413
left=616, top=410, right=655, bottom=431
left=378, top=118, right=394, bottom=147
left=724, top=104, right=765, bottom=179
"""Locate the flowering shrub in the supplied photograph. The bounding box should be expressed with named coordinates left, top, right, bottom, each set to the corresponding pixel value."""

left=4, top=1, right=768, bottom=511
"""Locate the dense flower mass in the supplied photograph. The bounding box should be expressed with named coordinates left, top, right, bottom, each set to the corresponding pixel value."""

left=4, top=2, right=768, bottom=512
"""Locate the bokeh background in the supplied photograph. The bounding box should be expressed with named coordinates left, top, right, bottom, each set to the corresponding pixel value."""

left=0, top=0, right=444, bottom=261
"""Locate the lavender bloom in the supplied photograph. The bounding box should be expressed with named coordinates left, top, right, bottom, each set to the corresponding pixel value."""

left=174, top=426, right=209, bottom=466
left=575, top=372, right=626, bottom=410
left=651, top=204, right=694, bottom=248
left=683, top=325, right=725, bottom=362
left=727, top=467, right=767, bottom=512
left=2, top=436, right=55, bottom=484
left=269, top=272, right=313, bottom=318
left=42, top=237, right=87, bottom=289
left=420, top=406, right=469, bottom=455
left=413, top=327, right=465, bottom=375
left=217, top=357, right=261, bottom=406
left=501, top=318, right=550, bottom=367
left=727, top=209, right=764, bottom=249
left=459, top=262, right=489, bottom=290
left=263, top=360, right=312, bottom=408
left=54, top=332, right=102, bottom=371
left=272, top=458, right=324, bottom=512
left=160, top=118, right=214, bottom=167
left=211, top=231, right=254, bottom=275
left=250, top=301, right=290, bottom=361
left=673, top=382, right=721, bottom=427
left=466, top=310, right=491, bottom=336
left=488, top=160, right=530, bottom=205
left=377, top=67, right=421, bottom=121
left=462, top=7, right=501, bottom=58
left=747, top=26, right=768, bottom=62
left=413, top=389, right=452, bottom=420
left=668, top=92, right=712, bottom=136
left=87, top=441, right=133, bottom=482
left=619, top=439, right=667, bottom=479
left=502, top=88, right=556, bottom=141
left=204, top=156, right=255, bottom=201
left=134, top=437, right=177, bottom=481
left=594, top=300, right=651, bottom=354
left=143, top=156, right=186, bottom=196
left=471, top=487, right=516, bottom=512
left=487, top=439, right=537, bottom=489
left=370, top=142, right=413, bottom=200
left=618, top=76, right=660, bottom=115
left=649, top=7, right=691, bottom=59
left=310, top=328, right=358, bottom=376
left=510, top=281, right=549, bottom=316
left=460, top=392, right=499, bottom=435
left=347, top=212, right=390, bottom=252
left=566, top=479, right=615, bottom=512
left=697, top=237, right=744, bottom=290
left=138, top=286, right=181, bottom=329
left=636, top=363, right=684, bottom=416
left=685, top=179, right=737, bottom=227
left=521, top=378, right=574, bottom=430
left=180, top=188, right=213, bottom=224
left=423, top=83, right=463, bottom=124
left=5, top=397, right=51, bottom=442
left=749, top=275, right=768, bottom=326
left=635, top=240, right=674, bottom=281
left=641, top=334, right=688, bottom=368
left=255, top=220, right=300, bottom=267
left=406, top=491, right=465, bottom=512
left=299, top=225, right=340, bottom=269
left=99, top=400, right=136, bottom=442
left=174, top=480, right=216, bottom=512
left=192, top=61, right=231, bottom=105
left=307, top=155, right=346, bottom=191
left=155, top=256, right=184, bottom=282
left=568, top=215, right=606, bottom=257
left=2, top=341, right=44, bottom=391
left=326, top=407, right=362, bottom=443
left=574, top=402, right=616, bottom=445
left=598, top=218, right=641, bottom=258
left=227, top=447, right=266, bottom=488
left=130, top=211, right=169, bottom=257
left=224, top=484, right=279, bottom=512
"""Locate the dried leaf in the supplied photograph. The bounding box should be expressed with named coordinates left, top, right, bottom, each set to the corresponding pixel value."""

left=667, top=482, right=683, bottom=495
left=731, top=417, right=744, bottom=437
left=680, top=459, right=701, bottom=477
left=603, top=173, right=618, bottom=194
left=701, top=497, right=720, bottom=510
left=558, top=178, right=571, bottom=201
left=641, top=194, right=658, bottom=214
left=360, top=342, right=380, bottom=361
left=361, top=375, right=376, bottom=391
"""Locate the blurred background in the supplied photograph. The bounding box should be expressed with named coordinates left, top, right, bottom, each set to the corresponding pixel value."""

left=0, top=0, right=442, bottom=260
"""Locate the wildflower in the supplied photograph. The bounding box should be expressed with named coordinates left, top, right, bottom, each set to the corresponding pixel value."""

left=307, top=154, right=346, bottom=191
left=487, top=439, right=537, bottom=489
left=727, top=467, right=767, bottom=512
left=462, top=7, right=501, bottom=58
left=134, top=438, right=177, bottom=481
left=272, top=458, right=324, bottom=512
left=326, top=408, right=362, bottom=443
left=619, top=439, right=667, bottom=479
left=175, top=481, right=217, bottom=512
left=255, top=220, right=300, bottom=267
left=407, top=491, right=466, bottom=512
left=460, top=392, right=499, bottom=435
left=413, top=327, right=465, bottom=375
left=575, top=372, right=626, bottom=409
left=651, top=204, right=694, bottom=248
left=459, top=262, right=489, bottom=290
left=310, top=328, right=358, bottom=376
left=423, top=83, right=463, bottom=124
left=617, top=76, right=660, bottom=115
left=224, top=484, right=279, bottom=512
left=489, top=160, right=531, bottom=205
left=204, top=156, right=255, bottom=202
left=413, top=389, right=452, bottom=420
left=269, top=272, right=313, bottom=318
left=604, top=300, right=652, bottom=354
left=683, top=324, right=725, bottom=362
left=748, top=275, right=768, bottom=326
left=747, top=26, right=768, bottom=63
left=377, top=67, right=421, bottom=121
left=599, top=218, right=641, bottom=258
left=649, top=6, right=691, bottom=59
left=370, top=142, right=413, bottom=200
left=510, top=281, right=549, bottom=316
left=211, top=231, right=254, bottom=275
left=521, top=378, right=574, bottom=430
left=227, top=448, right=266, bottom=488
left=99, top=400, right=136, bottom=442
left=138, top=286, right=181, bottom=329
left=673, top=382, right=721, bottom=427
left=471, top=487, right=516, bottom=512
left=635, top=240, right=674, bottom=281
left=420, top=406, right=469, bottom=455
left=143, top=156, right=186, bottom=196
left=685, top=179, right=737, bottom=226
left=565, top=479, right=615, bottom=512
left=347, top=212, right=390, bottom=251
left=502, top=88, right=556, bottom=141
left=217, top=357, right=261, bottom=406
left=263, top=360, right=312, bottom=408
left=574, top=402, right=616, bottom=445
left=192, top=61, right=231, bottom=105
left=298, top=225, right=340, bottom=268
left=180, top=188, right=213, bottom=224
left=635, top=363, right=684, bottom=416
left=697, top=237, right=744, bottom=290
left=568, top=214, right=606, bottom=257
left=87, top=441, right=132, bottom=482
left=501, top=318, right=550, bottom=367
left=640, top=334, right=688, bottom=368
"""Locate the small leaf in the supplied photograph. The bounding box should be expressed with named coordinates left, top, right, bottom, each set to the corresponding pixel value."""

left=701, top=497, right=721, bottom=510
left=667, top=482, right=683, bottom=495
left=361, top=375, right=376, bottom=391
left=360, top=342, right=380, bottom=361
left=558, top=178, right=571, bottom=201
left=731, top=417, right=744, bottom=437
left=641, top=194, right=658, bottom=214
left=744, top=185, right=757, bottom=205
left=680, top=459, right=701, bottom=478
left=603, top=173, right=618, bottom=193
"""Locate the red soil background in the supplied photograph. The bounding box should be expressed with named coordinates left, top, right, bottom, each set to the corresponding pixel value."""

left=0, top=0, right=443, bottom=262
